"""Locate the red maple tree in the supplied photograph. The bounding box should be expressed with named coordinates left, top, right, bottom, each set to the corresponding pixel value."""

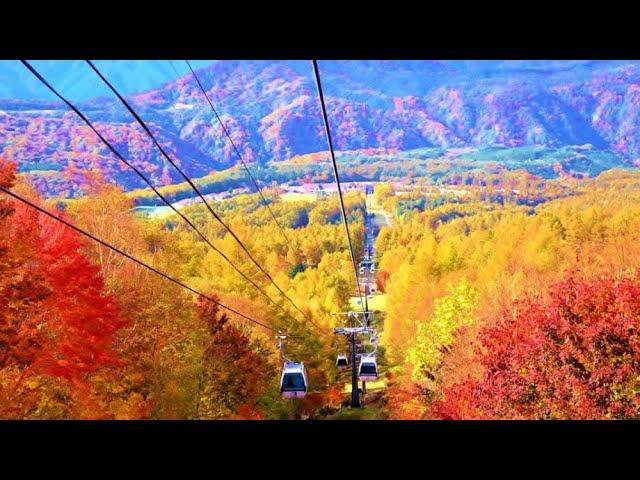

left=433, top=272, right=640, bottom=419
left=1, top=158, right=127, bottom=418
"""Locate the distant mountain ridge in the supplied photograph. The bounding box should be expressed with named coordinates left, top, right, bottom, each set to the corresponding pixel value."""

left=1, top=60, right=639, bottom=196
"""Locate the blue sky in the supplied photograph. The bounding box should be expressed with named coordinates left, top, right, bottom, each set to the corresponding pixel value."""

left=0, top=60, right=216, bottom=101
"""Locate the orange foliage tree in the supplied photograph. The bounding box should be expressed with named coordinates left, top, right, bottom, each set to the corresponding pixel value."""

left=195, top=295, right=274, bottom=419
left=0, top=159, right=127, bottom=419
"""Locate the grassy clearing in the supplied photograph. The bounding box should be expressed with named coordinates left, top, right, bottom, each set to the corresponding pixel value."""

left=350, top=293, right=387, bottom=312
left=133, top=206, right=177, bottom=219
left=324, top=407, right=384, bottom=420
left=343, top=377, right=387, bottom=394
left=280, top=192, right=318, bottom=203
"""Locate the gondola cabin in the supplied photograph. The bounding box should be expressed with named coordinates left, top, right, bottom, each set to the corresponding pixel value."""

left=336, top=354, right=348, bottom=369
left=358, top=355, right=378, bottom=381
left=280, top=361, right=308, bottom=398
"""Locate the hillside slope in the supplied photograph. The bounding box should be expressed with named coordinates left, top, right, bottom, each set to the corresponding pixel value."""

left=1, top=60, right=639, bottom=197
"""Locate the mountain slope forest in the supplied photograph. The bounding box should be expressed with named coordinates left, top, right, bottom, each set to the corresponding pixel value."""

left=3, top=156, right=640, bottom=419
left=1, top=156, right=365, bottom=419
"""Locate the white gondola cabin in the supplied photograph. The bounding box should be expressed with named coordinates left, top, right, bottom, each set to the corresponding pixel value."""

left=336, top=354, right=348, bottom=369
left=280, top=361, right=308, bottom=398
left=358, top=355, right=378, bottom=381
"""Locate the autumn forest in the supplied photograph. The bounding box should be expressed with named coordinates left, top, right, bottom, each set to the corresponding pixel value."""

left=1, top=60, right=640, bottom=420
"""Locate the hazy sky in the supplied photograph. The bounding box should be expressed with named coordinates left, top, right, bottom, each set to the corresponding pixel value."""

left=0, top=60, right=216, bottom=102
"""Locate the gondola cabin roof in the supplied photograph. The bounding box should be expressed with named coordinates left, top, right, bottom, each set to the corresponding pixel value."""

left=283, top=361, right=305, bottom=371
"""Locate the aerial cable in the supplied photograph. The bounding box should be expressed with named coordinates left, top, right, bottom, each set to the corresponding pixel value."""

left=182, top=60, right=327, bottom=334
left=85, top=59, right=319, bottom=331
left=0, top=185, right=280, bottom=334
left=20, top=60, right=306, bottom=328
left=184, top=59, right=292, bottom=245
left=311, top=60, right=366, bottom=314
left=167, top=59, right=182, bottom=80
left=85, top=59, right=326, bottom=336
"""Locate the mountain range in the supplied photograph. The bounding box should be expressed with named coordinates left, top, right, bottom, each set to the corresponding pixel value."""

left=1, top=60, right=639, bottom=197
